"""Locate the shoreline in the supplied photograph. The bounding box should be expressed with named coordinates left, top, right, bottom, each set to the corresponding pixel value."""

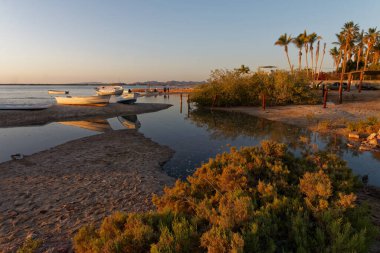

left=214, top=90, right=380, bottom=136
left=0, top=130, right=175, bottom=252
left=0, top=103, right=171, bottom=128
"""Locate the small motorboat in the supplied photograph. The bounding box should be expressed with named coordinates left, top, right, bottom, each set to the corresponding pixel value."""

left=116, top=92, right=139, bottom=104
left=48, top=90, right=69, bottom=95
left=55, top=95, right=110, bottom=105
left=95, top=86, right=124, bottom=96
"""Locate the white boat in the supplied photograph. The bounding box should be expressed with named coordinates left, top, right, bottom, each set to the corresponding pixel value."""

left=48, top=90, right=69, bottom=95
left=116, top=92, right=139, bottom=104
left=95, top=86, right=124, bottom=96
left=55, top=95, right=110, bottom=105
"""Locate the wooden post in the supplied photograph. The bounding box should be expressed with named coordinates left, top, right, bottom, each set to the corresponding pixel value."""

left=262, top=93, right=266, bottom=110
left=347, top=73, right=352, bottom=92
left=358, top=71, right=364, bottom=93
left=187, top=94, right=191, bottom=116
left=323, top=86, right=328, bottom=108
left=180, top=93, right=183, bottom=114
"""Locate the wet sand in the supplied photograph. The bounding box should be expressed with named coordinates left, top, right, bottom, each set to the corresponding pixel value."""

left=0, top=103, right=171, bottom=128
left=0, top=130, right=175, bottom=252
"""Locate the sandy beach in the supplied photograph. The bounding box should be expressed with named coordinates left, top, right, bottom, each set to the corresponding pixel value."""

left=0, top=103, right=171, bottom=128
left=0, top=129, right=175, bottom=252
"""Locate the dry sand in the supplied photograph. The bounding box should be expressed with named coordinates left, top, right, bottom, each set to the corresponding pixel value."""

left=0, top=103, right=171, bottom=128
left=0, top=130, right=175, bottom=252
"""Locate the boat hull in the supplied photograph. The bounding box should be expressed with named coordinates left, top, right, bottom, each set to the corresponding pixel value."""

left=48, top=90, right=69, bottom=95
left=95, top=86, right=124, bottom=96
left=116, top=93, right=138, bottom=104
left=55, top=96, right=110, bottom=105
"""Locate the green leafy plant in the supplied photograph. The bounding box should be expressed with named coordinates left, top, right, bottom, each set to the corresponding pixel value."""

left=74, top=141, right=377, bottom=253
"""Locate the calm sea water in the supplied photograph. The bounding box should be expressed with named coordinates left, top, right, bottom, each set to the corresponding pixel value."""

left=1, top=85, right=379, bottom=186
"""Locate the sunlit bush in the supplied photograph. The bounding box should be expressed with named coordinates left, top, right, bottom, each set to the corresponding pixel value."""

left=74, top=141, right=377, bottom=252
left=191, top=69, right=319, bottom=107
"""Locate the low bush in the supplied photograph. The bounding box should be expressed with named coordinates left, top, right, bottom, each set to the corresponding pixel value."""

left=347, top=116, right=380, bottom=134
left=191, top=69, right=319, bottom=107
left=74, top=141, right=377, bottom=253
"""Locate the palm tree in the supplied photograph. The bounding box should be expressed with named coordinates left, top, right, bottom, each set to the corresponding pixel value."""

left=292, top=34, right=304, bottom=71
left=338, top=21, right=359, bottom=103
left=355, top=30, right=365, bottom=70
left=235, top=64, right=250, bottom=74
left=317, top=43, right=327, bottom=80
left=308, top=32, right=322, bottom=77
left=373, top=42, right=380, bottom=66
left=275, top=33, right=293, bottom=73
left=363, top=27, right=380, bottom=70
left=300, top=30, right=310, bottom=75
left=329, top=47, right=340, bottom=73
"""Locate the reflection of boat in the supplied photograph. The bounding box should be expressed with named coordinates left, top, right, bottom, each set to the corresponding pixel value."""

left=116, top=92, right=139, bottom=104
left=55, top=95, right=110, bottom=105
left=95, top=86, right=124, bottom=95
left=48, top=90, right=69, bottom=95
left=59, top=119, right=111, bottom=132
left=117, top=115, right=141, bottom=129
left=0, top=104, right=52, bottom=110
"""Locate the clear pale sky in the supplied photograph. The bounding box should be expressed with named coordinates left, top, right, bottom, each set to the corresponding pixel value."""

left=0, top=0, right=379, bottom=84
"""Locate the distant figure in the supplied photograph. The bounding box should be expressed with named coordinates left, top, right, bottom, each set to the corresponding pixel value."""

left=128, top=89, right=132, bottom=93
left=362, top=175, right=369, bottom=186
left=167, top=87, right=170, bottom=93
left=163, top=87, right=167, bottom=93
left=154, top=88, right=158, bottom=92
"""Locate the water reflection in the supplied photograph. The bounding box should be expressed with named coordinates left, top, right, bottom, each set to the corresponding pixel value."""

left=59, top=119, right=112, bottom=132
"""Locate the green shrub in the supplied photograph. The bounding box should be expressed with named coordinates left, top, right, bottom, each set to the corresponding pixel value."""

left=191, top=69, right=319, bottom=107
left=74, top=141, right=377, bottom=253
left=347, top=117, right=380, bottom=134
left=17, top=238, right=43, bottom=253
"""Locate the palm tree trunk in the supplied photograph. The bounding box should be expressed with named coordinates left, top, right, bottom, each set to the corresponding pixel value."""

left=315, top=41, right=320, bottom=76
left=356, top=48, right=362, bottom=70
left=298, top=50, right=302, bottom=71
left=310, top=47, right=314, bottom=78
left=285, top=49, right=293, bottom=73
left=317, top=43, right=326, bottom=80
left=339, top=45, right=348, bottom=104
left=305, top=45, right=309, bottom=76
left=364, top=47, right=371, bottom=70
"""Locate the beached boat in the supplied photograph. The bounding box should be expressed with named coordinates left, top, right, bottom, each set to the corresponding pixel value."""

left=95, top=86, right=124, bottom=95
left=0, top=104, right=52, bottom=110
left=48, top=90, right=69, bottom=95
left=55, top=95, right=110, bottom=105
left=116, top=92, right=139, bottom=104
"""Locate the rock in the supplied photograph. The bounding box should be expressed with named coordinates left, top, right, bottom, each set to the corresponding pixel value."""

left=349, top=132, right=360, bottom=139
left=367, top=133, right=377, bottom=140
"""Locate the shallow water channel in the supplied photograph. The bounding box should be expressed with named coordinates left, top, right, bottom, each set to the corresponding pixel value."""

left=0, top=87, right=379, bottom=186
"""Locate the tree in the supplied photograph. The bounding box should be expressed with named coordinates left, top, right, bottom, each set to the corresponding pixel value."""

left=292, top=34, right=304, bottom=71
left=355, top=30, right=365, bottom=70
left=329, top=47, right=340, bottom=73
left=308, top=32, right=322, bottom=77
left=363, top=27, right=380, bottom=70
left=275, top=33, right=294, bottom=73
left=338, top=21, right=359, bottom=103
left=301, top=30, right=310, bottom=76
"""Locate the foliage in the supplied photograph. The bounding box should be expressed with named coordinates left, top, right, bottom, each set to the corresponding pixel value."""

left=191, top=69, right=319, bottom=107
left=74, top=141, right=377, bottom=252
left=347, top=117, right=380, bottom=134
left=16, top=238, right=43, bottom=253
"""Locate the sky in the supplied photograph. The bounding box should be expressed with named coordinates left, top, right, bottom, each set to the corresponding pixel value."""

left=0, top=0, right=379, bottom=84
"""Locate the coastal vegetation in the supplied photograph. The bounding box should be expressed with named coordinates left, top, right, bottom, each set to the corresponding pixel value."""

left=191, top=69, right=318, bottom=107
left=73, top=141, right=377, bottom=252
